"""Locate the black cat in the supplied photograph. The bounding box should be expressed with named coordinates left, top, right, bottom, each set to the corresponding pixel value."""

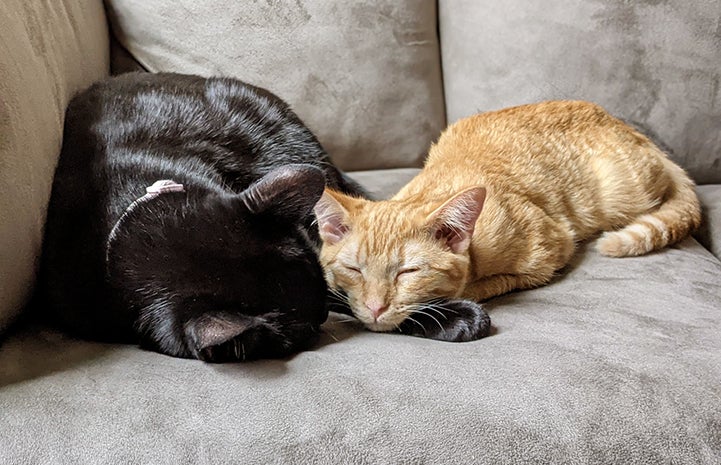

left=39, top=72, right=366, bottom=362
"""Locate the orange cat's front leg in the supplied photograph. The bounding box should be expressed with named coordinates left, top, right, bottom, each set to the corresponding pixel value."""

left=463, top=273, right=552, bottom=302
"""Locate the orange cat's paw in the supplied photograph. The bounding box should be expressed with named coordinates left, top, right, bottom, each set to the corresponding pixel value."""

left=399, top=299, right=491, bottom=342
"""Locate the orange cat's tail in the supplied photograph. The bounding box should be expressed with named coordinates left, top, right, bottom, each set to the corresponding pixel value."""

left=596, top=158, right=701, bottom=257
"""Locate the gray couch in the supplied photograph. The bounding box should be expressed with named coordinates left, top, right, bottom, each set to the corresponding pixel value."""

left=2, top=1, right=720, bottom=463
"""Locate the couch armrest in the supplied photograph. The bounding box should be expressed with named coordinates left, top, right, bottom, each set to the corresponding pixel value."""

left=695, top=185, right=721, bottom=260
left=0, top=0, right=109, bottom=333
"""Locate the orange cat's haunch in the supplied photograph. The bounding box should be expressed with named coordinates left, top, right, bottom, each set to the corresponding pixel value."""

left=314, top=100, right=701, bottom=337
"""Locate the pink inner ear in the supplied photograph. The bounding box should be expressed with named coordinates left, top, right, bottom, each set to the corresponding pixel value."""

left=436, top=225, right=473, bottom=254
left=314, top=193, right=350, bottom=244
left=320, top=220, right=348, bottom=244
left=431, top=187, right=486, bottom=253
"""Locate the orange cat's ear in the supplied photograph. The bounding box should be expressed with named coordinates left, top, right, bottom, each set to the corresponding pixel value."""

left=427, top=187, right=486, bottom=253
left=314, top=190, right=352, bottom=244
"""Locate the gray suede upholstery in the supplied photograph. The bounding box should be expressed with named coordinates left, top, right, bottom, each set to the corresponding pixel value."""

left=105, top=0, right=446, bottom=172
left=439, top=0, right=721, bottom=184
left=696, top=185, right=721, bottom=260
left=347, top=168, right=421, bottom=200
left=2, top=1, right=721, bottom=464
left=0, top=0, right=109, bottom=332
left=2, top=225, right=720, bottom=464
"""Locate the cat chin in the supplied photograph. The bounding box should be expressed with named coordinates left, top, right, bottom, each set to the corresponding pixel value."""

left=345, top=305, right=409, bottom=333
left=361, top=318, right=404, bottom=333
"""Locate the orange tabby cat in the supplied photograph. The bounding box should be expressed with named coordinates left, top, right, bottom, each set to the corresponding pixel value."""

left=314, top=100, right=701, bottom=342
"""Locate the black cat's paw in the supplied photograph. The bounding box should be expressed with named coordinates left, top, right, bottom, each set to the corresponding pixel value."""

left=186, top=315, right=318, bottom=363
left=197, top=337, right=248, bottom=363
left=398, top=299, right=491, bottom=342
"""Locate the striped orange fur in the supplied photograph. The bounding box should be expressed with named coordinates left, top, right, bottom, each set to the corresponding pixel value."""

left=314, top=100, right=701, bottom=332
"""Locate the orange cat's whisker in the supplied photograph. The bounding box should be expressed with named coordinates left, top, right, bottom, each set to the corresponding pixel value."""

left=404, top=316, right=427, bottom=335
left=417, top=304, right=452, bottom=318
left=327, top=288, right=350, bottom=306
left=327, top=294, right=348, bottom=304
left=409, top=309, right=445, bottom=332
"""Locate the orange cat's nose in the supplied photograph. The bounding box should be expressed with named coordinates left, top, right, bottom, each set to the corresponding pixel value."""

left=365, top=301, right=388, bottom=321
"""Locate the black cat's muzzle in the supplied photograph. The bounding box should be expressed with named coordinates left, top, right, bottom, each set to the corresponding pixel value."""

left=187, top=310, right=324, bottom=363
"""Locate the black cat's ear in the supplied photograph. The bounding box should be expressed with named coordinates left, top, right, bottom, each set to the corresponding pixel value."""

left=239, top=164, right=325, bottom=221
left=185, top=313, right=256, bottom=361
left=426, top=187, right=486, bottom=253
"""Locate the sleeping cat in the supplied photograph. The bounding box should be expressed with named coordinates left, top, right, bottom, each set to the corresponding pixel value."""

left=314, top=100, right=701, bottom=342
left=39, top=72, right=366, bottom=362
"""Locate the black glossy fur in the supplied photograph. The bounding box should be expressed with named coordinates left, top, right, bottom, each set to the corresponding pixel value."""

left=39, top=72, right=366, bottom=362
left=397, top=300, right=491, bottom=342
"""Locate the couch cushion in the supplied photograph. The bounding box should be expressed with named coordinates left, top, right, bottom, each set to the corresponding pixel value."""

left=104, top=0, right=445, bottom=172
left=696, top=185, right=721, bottom=260
left=439, top=0, right=721, bottom=184
left=2, top=236, right=719, bottom=464
left=348, top=168, right=420, bottom=199
left=0, top=0, right=109, bottom=333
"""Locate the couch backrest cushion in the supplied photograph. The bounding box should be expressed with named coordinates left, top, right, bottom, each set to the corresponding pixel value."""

left=0, top=0, right=109, bottom=332
left=105, top=0, right=446, bottom=172
left=440, top=0, right=721, bottom=184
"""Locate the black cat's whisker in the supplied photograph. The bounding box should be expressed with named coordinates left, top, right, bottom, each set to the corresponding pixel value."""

left=325, top=330, right=340, bottom=342
left=234, top=338, right=241, bottom=360
left=324, top=317, right=357, bottom=325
